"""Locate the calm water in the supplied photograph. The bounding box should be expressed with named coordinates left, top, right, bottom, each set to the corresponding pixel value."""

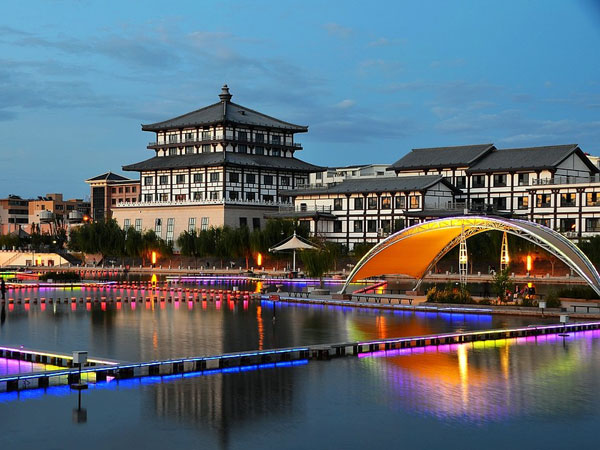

left=1, top=330, right=598, bottom=449
left=0, top=283, right=550, bottom=362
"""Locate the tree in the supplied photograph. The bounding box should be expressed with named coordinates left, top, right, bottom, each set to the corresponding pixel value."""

left=300, top=248, right=334, bottom=288
left=492, top=267, right=513, bottom=303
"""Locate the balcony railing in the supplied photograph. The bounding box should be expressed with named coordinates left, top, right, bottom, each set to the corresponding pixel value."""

left=278, top=205, right=332, bottom=213
left=115, top=198, right=290, bottom=208
left=148, top=135, right=302, bottom=149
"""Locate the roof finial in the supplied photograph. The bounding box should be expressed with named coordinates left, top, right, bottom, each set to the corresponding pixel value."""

left=219, top=84, right=232, bottom=102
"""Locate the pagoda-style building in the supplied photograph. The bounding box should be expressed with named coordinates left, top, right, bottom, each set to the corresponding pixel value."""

left=112, top=85, right=322, bottom=243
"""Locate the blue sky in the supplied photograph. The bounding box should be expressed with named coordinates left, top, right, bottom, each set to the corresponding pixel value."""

left=1, top=0, right=600, bottom=198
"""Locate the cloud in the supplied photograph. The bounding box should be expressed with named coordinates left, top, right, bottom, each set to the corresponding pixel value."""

left=323, top=22, right=353, bottom=39
left=334, top=99, right=355, bottom=109
left=367, top=37, right=405, bottom=47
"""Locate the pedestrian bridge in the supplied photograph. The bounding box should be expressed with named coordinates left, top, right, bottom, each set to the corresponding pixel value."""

left=341, top=216, right=600, bottom=296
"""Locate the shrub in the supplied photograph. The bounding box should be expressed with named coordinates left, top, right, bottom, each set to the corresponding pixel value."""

left=545, top=290, right=562, bottom=308
left=426, top=286, right=473, bottom=304
left=557, top=286, right=599, bottom=300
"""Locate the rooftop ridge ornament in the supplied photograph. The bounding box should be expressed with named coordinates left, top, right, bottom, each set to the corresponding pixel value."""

left=219, top=84, right=232, bottom=102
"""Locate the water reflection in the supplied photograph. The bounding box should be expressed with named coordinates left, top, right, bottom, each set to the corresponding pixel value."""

left=360, top=330, right=600, bottom=423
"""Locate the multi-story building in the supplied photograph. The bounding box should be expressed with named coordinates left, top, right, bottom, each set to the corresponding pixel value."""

left=112, top=85, right=322, bottom=243
left=291, top=143, right=600, bottom=248
left=29, top=193, right=90, bottom=233
left=308, top=164, right=395, bottom=187
left=85, top=172, right=140, bottom=221
left=0, top=195, right=30, bottom=234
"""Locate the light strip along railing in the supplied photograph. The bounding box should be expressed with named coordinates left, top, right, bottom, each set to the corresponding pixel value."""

left=0, top=345, right=119, bottom=367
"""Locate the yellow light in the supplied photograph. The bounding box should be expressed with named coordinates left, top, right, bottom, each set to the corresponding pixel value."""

left=526, top=255, right=532, bottom=272
left=257, top=253, right=262, bottom=266
left=151, top=274, right=157, bottom=285
left=527, top=282, right=533, bottom=288
left=151, top=251, right=157, bottom=265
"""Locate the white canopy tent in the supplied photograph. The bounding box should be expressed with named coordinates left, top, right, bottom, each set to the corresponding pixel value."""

left=269, top=232, right=317, bottom=272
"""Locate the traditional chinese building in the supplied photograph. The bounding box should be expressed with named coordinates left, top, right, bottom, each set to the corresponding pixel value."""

left=112, top=85, right=322, bottom=243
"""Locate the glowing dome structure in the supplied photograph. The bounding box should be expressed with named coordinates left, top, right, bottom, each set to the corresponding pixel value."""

left=341, top=216, right=600, bottom=296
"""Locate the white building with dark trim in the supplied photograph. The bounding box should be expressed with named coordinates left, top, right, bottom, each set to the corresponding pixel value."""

left=112, top=86, right=322, bottom=242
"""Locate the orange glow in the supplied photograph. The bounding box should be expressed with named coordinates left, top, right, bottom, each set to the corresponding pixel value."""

left=151, top=274, right=158, bottom=285
left=257, top=253, right=263, bottom=266
left=151, top=251, right=157, bottom=265
left=526, top=255, right=533, bottom=272
left=83, top=215, right=90, bottom=222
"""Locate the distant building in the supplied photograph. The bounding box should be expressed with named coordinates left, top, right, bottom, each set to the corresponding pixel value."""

left=112, top=85, right=322, bottom=243
left=308, top=164, right=395, bottom=187
left=28, top=193, right=90, bottom=233
left=85, top=172, right=140, bottom=221
left=0, top=195, right=29, bottom=234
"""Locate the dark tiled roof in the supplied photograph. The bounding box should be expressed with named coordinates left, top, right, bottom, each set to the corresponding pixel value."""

left=291, top=175, right=461, bottom=195
left=142, top=86, right=307, bottom=132
left=388, top=144, right=495, bottom=171
left=466, top=144, right=599, bottom=173
left=86, top=172, right=134, bottom=182
left=122, top=152, right=324, bottom=173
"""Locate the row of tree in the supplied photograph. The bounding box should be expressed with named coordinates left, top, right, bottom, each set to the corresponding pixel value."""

left=68, top=219, right=172, bottom=262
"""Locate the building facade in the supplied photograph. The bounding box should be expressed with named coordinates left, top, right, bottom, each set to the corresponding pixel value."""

left=0, top=195, right=29, bottom=235
left=308, top=164, right=395, bottom=187
left=291, top=143, right=600, bottom=248
left=112, top=85, right=322, bottom=243
left=28, top=193, right=90, bottom=233
left=86, top=172, right=140, bottom=221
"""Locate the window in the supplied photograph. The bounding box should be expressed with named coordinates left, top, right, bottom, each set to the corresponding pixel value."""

left=272, top=135, right=281, bottom=145
left=393, top=218, right=405, bottom=232
left=176, top=174, right=185, bottom=184
left=159, top=175, right=168, bottom=185
left=252, top=218, right=261, bottom=230
left=517, top=196, right=529, bottom=209
left=455, top=176, right=466, bottom=189
left=381, top=220, right=391, bottom=234
left=193, top=191, right=202, bottom=201
left=230, top=172, right=239, bottom=183
left=239, top=217, right=248, bottom=227
left=395, top=196, right=406, bottom=209
left=472, top=175, right=485, bottom=188
left=166, top=218, right=175, bottom=243
left=111, top=199, right=116, bottom=205
left=518, top=173, right=529, bottom=186
left=202, top=144, right=211, bottom=153
left=367, top=220, right=377, bottom=233
left=354, top=197, right=364, bottom=210
left=272, top=149, right=281, bottom=157
left=144, top=194, right=153, bottom=202
left=263, top=194, right=274, bottom=202
left=238, top=144, right=247, bottom=154
left=193, top=173, right=203, bottom=183
left=175, top=194, right=186, bottom=201
left=255, top=146, right=264, bottom=155
left=229, top=191, right=239, bottom=200
left=155, top=218, right=162, bottom=236
left=354, top=221, right=363, bottom=233
left=588, top=192, right=600, bottom=206
left=536, top=194, right=551, bottom=208
left=561, top=193, right=576, bottom=207
left=296, top=177, right=306, bottom=186
left=409, top=196, right=419, bottom=209
left=559, top=218, right=576, bottom=232
left=316, top=172, right=323, bottom=180
left=280, top=176, right=290, bottom=186
left=264, top=175, right=273, bottom=185
left=587, top=218, right=600, bottom=232
left=185, top=146, right=194, bottom=154
left=124, top=219, right=130, bottom=229
left=210, top=191, right=219, bottom=200
left=210, top=172, right=220, bottom=182
left=492, top=197, right=507, bottom=210
left=185, top=132, right=194, bottom=142
left=493, top=174, right=507, bottom=187
left=381, top=197, right=391, bottom=209
left=169, top=148, right=177, bottom=156
left=535, top=218, right=551, bottom=228
left=333, top=198, right=343, bottom=211
left=168, top=134, right=178, bottom=143
left=367, top=197, right=377, bottom=210
left=201, top=217, right=209, bottom=231
left=333, top=221, right=342, bottom=233
left=280, top=195, right=290, bottom=203
left=118, top=187, right=123, bottom=193
left=246, top=192, right=256, bottom=201
left=125, top=187, right=130, bottom=193
left=112, top=187, right=117, bottom=194
left=246, top=174, right=256, bottom=184
left=132, top=187, right=136, bottom=193
left=255, top=133, right=264, bottom=143
left=188, top=217, right=196, bottom=232
left=135, top=219, right=142, bottom=232
left=202, top=131, right=211, bottom=140
left=238, top=131, right=247, bottom=142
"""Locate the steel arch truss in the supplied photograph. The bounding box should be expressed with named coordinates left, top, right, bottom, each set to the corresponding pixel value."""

left=341, top=216, right=600, bottom=297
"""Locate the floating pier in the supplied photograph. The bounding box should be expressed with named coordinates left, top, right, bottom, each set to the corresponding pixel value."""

left=1, top=320, right=599, bottom=394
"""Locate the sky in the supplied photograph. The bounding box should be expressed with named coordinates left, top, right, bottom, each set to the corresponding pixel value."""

left=1, top=0, right=600, bottom=199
